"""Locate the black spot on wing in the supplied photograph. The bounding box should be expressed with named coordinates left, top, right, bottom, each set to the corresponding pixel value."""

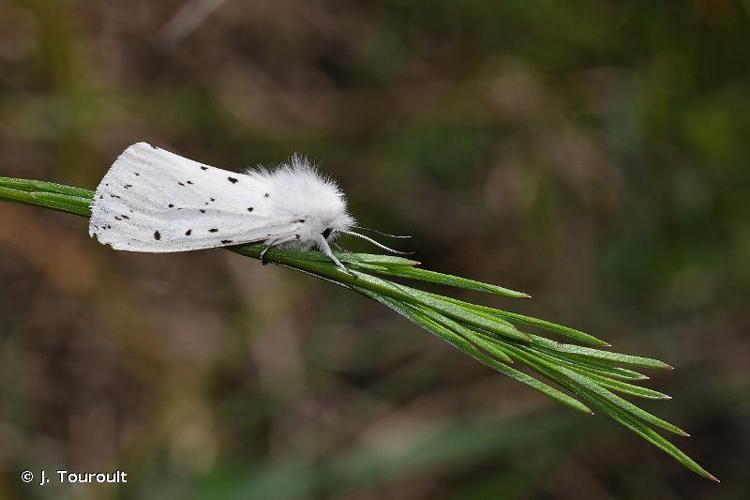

left=221, top=240, right=233, bottom=244
left=200, top=209, right=206, bottom=213
left=154, top=231, right=161, bottom=240
left=247, top=207, right=254, bottom=212
left=209, top=228, right=218, bottom=233
left=200, top=166, right=208, bottom=171
left=168, top=203, right=174, bottom=208
left=228, top=177, right=238, bottom=184
left=178, top=182, right=185, bottom=187
left=185, top=229, right=192, bottom=236
left=264, top=193, right=269, bottom=198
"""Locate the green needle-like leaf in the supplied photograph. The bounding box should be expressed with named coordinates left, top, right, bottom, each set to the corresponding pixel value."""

left=432, top=294, right=608, bottom=347
left=358, top=264, right=531, bottom=298
left=529, top=349, right=651, bottom=382
left=530, top=336, right=673, bottom=370
left=602, top=402, right=718, bottom=482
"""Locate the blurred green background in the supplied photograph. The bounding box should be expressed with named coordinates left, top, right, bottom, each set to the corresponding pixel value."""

left=1, top=1, right=748, bottom=498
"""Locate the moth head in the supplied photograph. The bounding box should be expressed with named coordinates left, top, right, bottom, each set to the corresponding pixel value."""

left=321, top=212, right=355, bottom=241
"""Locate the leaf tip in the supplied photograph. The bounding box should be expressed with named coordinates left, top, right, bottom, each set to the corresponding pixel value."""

left=676, top=428, right=691, bottom=437
left=519, top=331, right=534, bottom=343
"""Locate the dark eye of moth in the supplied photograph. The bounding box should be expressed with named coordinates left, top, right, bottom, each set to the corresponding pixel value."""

left=322, top=228, right=332, bottom=239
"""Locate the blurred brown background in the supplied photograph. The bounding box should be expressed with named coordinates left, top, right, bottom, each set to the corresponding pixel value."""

left=1, top=1, right=748, bottom=498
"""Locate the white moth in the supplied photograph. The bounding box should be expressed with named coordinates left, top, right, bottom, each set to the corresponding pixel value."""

left=89, top=142, right=408, bottom=272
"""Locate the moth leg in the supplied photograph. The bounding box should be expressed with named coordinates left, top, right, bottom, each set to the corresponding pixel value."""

left=260, top=235, right=297, bottom=265
left=317, top=234, right=356, bottom=278
left=260, top=245, right=272, bottom=265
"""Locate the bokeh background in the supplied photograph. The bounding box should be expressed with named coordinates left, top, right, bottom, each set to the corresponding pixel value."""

left=1, top=1, right=749, bottom=498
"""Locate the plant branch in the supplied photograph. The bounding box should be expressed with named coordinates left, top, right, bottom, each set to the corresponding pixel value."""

left=0, top=175, right=718, bottom=481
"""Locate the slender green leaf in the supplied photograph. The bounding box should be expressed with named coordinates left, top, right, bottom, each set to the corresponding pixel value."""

left=359, top=264, right=531, bottom=299
left=526, top=347, right=651, bottom=381
left=602, top=402, right=717, bottom=482
left=530, top=336, right=673, bottom=370
left=433, top=294, right=608, bottom=347
left=352, top=276, right=533, bottom=343
left=493, top=309, right=608, bottom=347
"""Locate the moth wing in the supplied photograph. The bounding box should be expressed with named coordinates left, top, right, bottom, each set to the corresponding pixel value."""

left=89, top=142, right=296, bottom=252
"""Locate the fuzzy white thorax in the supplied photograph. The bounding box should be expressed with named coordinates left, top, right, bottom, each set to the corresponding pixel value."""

left=245, top=154, right=355, bottom=250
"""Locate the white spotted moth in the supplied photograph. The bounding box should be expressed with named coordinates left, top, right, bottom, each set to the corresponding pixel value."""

left=89, top=142, right=409, bottom=272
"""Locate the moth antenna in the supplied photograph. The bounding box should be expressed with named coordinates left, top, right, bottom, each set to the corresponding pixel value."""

left=341, top=230, right=414, bottom=255
left=353, top=225, right=411, bottom=239
left=317, top=234, right=355, bottom=277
